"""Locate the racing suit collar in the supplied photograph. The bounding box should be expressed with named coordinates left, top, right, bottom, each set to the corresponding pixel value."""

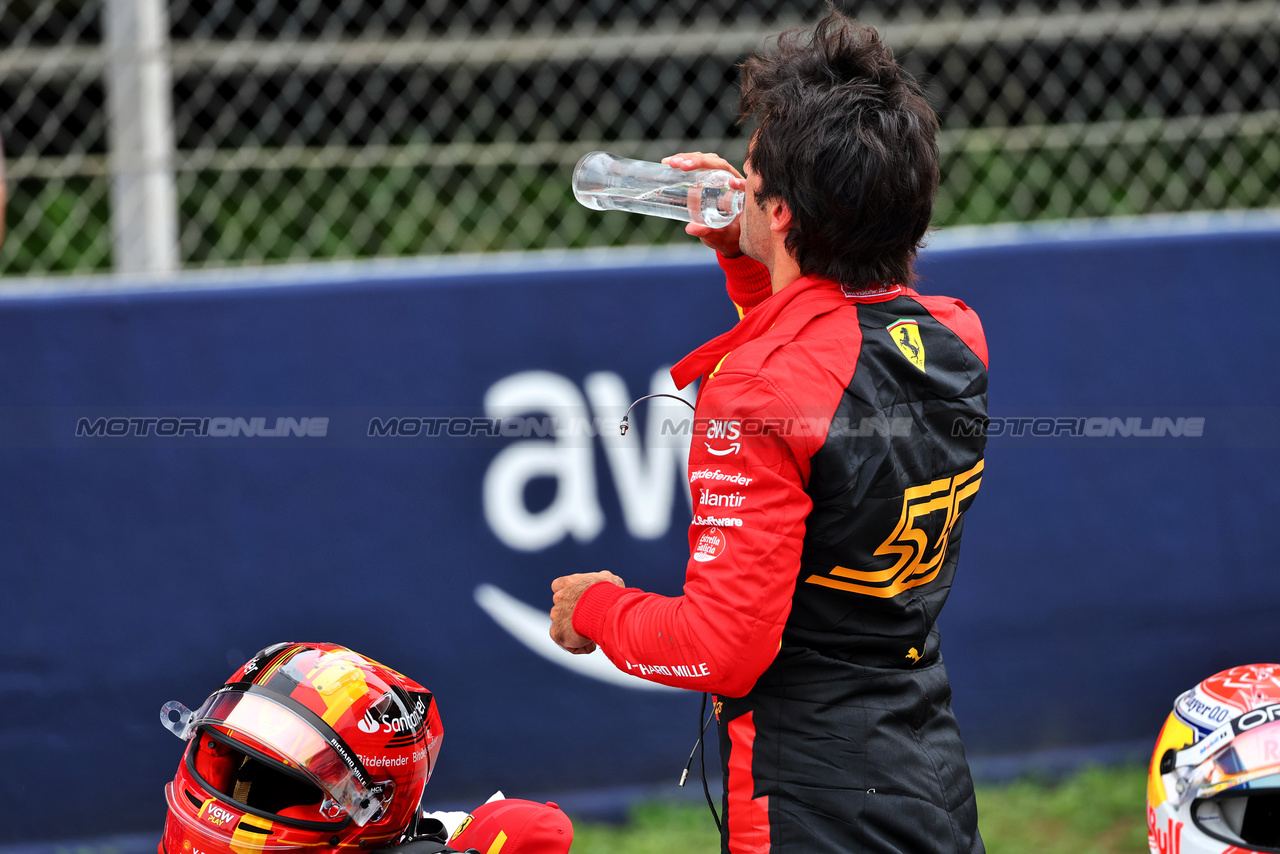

left=671, top=275, right=912, bottom=389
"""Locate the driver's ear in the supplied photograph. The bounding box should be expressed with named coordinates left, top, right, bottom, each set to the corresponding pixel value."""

left=769, top=199, right=792, bottom=234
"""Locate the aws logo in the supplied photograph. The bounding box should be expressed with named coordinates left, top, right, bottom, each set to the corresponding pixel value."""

left=806, top=459, right=983, bottom=598
left=704, top=419, right=741, bottom=456
left=887, top=319, right=925, bottom=373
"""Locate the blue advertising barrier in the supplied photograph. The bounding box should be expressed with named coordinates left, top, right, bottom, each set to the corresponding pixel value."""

left=2, top=215, right=1280, bottom=844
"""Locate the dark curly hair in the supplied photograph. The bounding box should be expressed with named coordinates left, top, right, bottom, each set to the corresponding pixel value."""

left=739, top=11, right=939, bottom=288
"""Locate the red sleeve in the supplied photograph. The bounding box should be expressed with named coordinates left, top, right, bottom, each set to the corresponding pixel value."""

left=914, top=294, right=988, bottom=369
left=719, top=253, right=772, bottom=317
left=572, top=372, right=813, bottom=698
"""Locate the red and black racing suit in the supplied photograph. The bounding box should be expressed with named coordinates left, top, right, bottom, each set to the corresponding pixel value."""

left=573, top=253, right=989, bottom=854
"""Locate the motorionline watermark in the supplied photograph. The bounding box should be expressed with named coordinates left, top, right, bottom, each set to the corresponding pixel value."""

left=952, top=415, right=1205, bottom=438
left=76, top=416, right=329, bottom=438
left=68, top=413, right=1207, bottom=442
left=364, top=414, right=1208, bottom=441
left=364, top=414, right=913, bottom=439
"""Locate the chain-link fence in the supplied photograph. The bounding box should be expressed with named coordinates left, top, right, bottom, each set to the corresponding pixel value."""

left=2, top=0, right=1278, bottom=276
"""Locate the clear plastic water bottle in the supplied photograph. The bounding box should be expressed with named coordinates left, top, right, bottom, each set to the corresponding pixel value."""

left=572, top=151, right=744, bottom=229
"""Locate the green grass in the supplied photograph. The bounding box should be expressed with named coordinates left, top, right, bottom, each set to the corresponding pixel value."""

left=976, top=765, right=1149, bottom=854
left=569, top=764, right=1150, bottom=854
left=572, top=800, right=724, bottom=854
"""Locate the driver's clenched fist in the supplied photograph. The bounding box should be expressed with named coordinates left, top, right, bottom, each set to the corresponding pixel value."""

left=549, top=571, right=625, bottom=655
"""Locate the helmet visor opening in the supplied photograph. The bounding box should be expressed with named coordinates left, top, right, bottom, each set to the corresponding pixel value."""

left=1241, top=791, right=1280, bottom=851
left=233, top=754, right=323, bottom=815
left=184, top=732, right=351, bottom=833
left=172, top=688, right=387, bottom=825
left=1195, top=790, right=1280, bottom=853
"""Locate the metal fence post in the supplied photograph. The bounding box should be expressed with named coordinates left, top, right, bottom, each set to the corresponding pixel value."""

left=104, top=0, right=179, bottom=274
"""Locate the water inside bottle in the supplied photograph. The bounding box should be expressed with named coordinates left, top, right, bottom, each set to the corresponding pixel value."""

left=577, top=184, right=742, bottom=228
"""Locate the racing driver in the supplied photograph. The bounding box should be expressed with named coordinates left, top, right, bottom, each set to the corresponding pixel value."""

left=550, top=11, right=988, bottom=854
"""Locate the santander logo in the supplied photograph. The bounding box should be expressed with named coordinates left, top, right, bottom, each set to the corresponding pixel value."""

left=357, top=710, right=381, bottom=734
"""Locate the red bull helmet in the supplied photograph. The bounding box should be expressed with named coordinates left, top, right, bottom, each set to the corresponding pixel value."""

left=159, top=642, right=442, bottom=854
left=1148, top=664, right=1280, bottom=854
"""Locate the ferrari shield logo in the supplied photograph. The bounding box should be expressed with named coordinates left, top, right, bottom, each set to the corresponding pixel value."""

left=887, top=319, right=925, bottom=372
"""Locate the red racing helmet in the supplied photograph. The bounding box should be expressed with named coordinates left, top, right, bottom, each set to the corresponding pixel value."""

left=159, top=642, right=442, bottom=854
